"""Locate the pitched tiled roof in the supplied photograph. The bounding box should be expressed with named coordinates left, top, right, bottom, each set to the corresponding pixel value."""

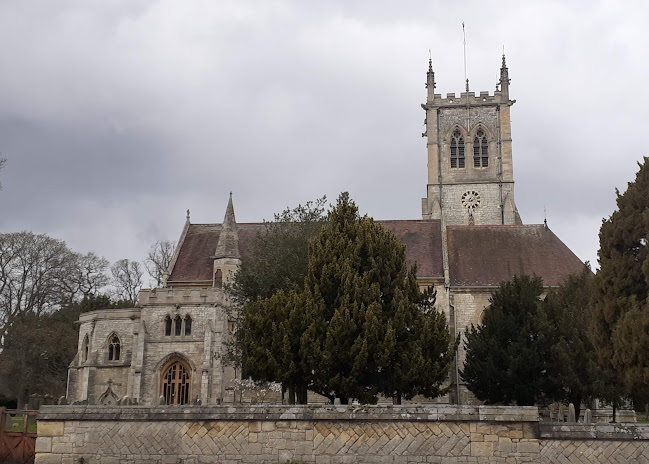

left=167, top=220, right=445, bottom=284
left=168, top=221, right=582, bottom=288
left=447, top=225, right=584, bottom=287
left=167, top=223, right=265, bottom=283
left=379, top=220, right=444, bottom=279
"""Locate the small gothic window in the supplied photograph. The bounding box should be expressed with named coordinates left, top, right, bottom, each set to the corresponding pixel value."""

left=450, top=130, right=465, bottom=168
left=214, top=269, right=223, bottom=288
left=82, top=335, right=89, bottom=362
left=165, top=316, right=172, bottom=336
left=108, top=334, right=121, bottom=361
left=184, top=316, right=192, bottom=336
left=174, top=315, right=182, bottom=336
left=473, top=130, right=488, bottom=167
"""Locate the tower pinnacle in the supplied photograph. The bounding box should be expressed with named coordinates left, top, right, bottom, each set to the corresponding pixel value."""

left=499, top=53, right=510, bottom=98
left=426, top=58, right=436, bottom=102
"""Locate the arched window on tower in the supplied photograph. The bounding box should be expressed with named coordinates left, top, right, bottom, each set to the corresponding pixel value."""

left=473, top=130, right=488, bottom=167
left=165, top=315, right=172, bottom=336
left=184, top=315, right=192, bottom=336
left=450, top=130, right=465, bottom=168
left=174, top=315, right=182, bottom=336
left=108, top=334, right=121, bottom=361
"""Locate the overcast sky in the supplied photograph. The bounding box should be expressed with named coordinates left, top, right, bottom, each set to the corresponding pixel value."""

left=1, top=0, right=647, bottom=273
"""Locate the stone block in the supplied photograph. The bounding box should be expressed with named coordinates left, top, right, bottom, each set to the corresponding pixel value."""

left=34, top=453, right=63, bottom=464
left=470, top=442, right=493, bottom=457
left=516, top=440, right=540, bottom=454
left=249, top=421, right=261, bottom=432
left=38, top=421, right=65, bottom=437
left=51, top=443, right=73, bottom=454
left=496, top=437, right=512, bottom=454
left=261, top=421, right=276, bottom=431
left=35, top=437, right=53, bottom=453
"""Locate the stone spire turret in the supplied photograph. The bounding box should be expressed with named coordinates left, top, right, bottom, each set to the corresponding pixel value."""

left=213, top=193, right=241, bottom=288
left=499, top=53, right=510, bottom=99
left=214, top=192, right=240, bottom=260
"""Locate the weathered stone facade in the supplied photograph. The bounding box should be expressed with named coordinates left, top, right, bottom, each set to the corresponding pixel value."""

left=35, top=405, right=649, bottom=463
left=66, top=288, right=238, bottom=406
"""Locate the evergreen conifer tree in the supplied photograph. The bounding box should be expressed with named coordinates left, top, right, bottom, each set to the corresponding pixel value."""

left=301, top=193, right=456, bottom=404
left=461, top=275, right=557, bottom=406
left=536, top=266, right=596, bottom=419
left=240, top=193, right=456, bottom=404
left=591, top=157, right=649, bottom=408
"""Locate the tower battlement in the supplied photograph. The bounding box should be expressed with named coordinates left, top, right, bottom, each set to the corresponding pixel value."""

left=423, top=91, right=514, bottom=109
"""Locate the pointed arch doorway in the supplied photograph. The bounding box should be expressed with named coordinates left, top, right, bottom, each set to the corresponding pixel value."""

left=160, top=360, right=191, bottom=405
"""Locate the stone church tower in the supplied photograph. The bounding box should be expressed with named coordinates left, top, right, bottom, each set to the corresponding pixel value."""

left=421, top=55, right=521, bottom=226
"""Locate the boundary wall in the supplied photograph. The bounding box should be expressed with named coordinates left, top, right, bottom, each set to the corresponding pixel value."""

left=35, top=405, right=649, bottom=463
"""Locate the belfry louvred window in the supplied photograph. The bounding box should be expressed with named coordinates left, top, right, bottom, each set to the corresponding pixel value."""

left=450, top=130, right=465, bottom=168
left=473, top=130, right=488, bottom=167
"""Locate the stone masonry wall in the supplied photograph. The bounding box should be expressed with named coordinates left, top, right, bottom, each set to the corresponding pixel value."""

left=35, top=405, right=649, bottom=464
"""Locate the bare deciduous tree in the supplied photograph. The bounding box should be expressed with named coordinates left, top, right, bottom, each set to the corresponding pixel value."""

left=0, top=232, right=79, bottom=343
left=144, top=240, right=176, bottom=287
left=111, top=259, right=143, bottom=305
left=75, top=252, right=110, bottom=298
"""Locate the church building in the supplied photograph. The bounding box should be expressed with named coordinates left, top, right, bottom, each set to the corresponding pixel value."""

left=66, top=56, right=584, bottom=406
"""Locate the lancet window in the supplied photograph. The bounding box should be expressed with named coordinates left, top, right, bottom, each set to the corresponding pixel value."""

left=82, top=334, right=89, bottom=362
left=473, top=130, right=489, bottom=167
left=450, top=130, right=465, bottom=168
left=174, top=315, right=182, bottom=336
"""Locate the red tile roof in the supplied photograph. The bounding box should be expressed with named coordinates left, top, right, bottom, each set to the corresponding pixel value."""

left=167, top=221, right=583, bottom=288
left=168, top=220, right=444, bottom=283
left=447, top=225, right=584, bottom=287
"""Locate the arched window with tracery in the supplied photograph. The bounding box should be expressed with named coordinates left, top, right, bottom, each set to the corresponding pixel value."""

left=82, top=334, right=89, bottom=362
left=161, top=361, right=191, bottom=405
left=108, top=334, right=121, bottom=361
left=165, top=316, right=172, bottom=336
left=184, top=315, right=192, bottom=336
left=473, top=129, right=488, bottom=167
left=450, top=130, right=465, bottom=168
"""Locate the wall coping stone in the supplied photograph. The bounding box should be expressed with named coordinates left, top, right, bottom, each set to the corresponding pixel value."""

left=539, top=423, right=649, bottom=441
left=38, top=404, right=539, bottom=423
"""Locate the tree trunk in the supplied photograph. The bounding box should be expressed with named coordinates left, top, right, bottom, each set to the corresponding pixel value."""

left=297, top=385, right=308, bottom=404
left=288, top=385, right=296, bottom=405
left=393, top=392, right=402, bottom=405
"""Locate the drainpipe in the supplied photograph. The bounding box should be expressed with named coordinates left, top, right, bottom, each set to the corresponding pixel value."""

left=449, top=293, right=461, bottom=405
